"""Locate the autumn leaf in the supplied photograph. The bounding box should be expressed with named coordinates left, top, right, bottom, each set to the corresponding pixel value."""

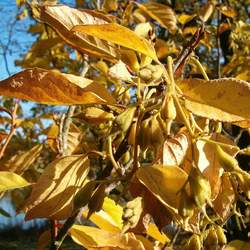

left=36, top=5, right=118, bottom=60
left=136, top=165, right=188, bottom=217
left=0, top=68, right=115, bottom=105
left=23, top=155, right=89, bottom=220
left=72, top=23, right=158, bottom=60
left=137, top=2, right=177, bottom=33
left=178, top=78, right=250, bottom=122
left=69, top=225, right=146, bottom=250
left=0, top=171, right=30, bottom=192
left=0, top=144, right=43, bottom=174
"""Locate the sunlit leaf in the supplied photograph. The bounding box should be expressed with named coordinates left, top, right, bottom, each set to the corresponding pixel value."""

left=108, top=61, right=133, bottom=82
left=137, top=2, right=177, bottom=33
left=0, top=171, right=30, bottom=192
left=136, top=165, right=188, bottom=217
left=146, top=223, right=169, bottom=244
left=24, top=155, right=89, bottom=220
left=224, top=240, right=250, bottom=250
left=70, top=225, right=146, bottom=250
left=72, top=23, right=158, bottom=60
left=162, top=132, right=190, bottom=166
left=178, top=78, right=250, bottom=122
left=0, top=68, right=115, bottom=105
left=213, top=174, right=235, bottom=221
left=218, top=5, right=237, bottom=18
left=0, top=144, right=43, bottom=174
left=36, top=5, right=118, bottom=60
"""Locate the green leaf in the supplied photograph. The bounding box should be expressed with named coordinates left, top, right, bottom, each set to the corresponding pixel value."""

left=0, top=171, right=30, bottom=192
left=72, top=23, right=158, bottom=60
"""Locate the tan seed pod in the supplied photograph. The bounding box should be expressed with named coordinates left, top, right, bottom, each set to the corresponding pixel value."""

left=120, top=150, right=131, bottom=165
left=121, top=49, right=140, bottom=73
left=215, top=145, right=239, bottom=172
left=189, top=167, right=211, bottom=208
left=215, top=225, right=227, bottom=246
left=139, top=68, right=152, bottom=81
left=138, top=117, right=151, bottom=151
left=150, top=115, right=164, bottom=148
left=160, top=93, right=176, bottom=121
left=128, top=122, right=136, bottom=146
left=204, top=227, right=218, bottom=250
left=184, top=234, right=201, bottom=250
left=178, top=189, right=195, bottom=218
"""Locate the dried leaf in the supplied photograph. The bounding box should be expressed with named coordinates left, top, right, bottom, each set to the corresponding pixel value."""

left=82, top=107, right=114, bottom=124
left=137, top=2, right=177, bottom=33
left=24, top=155, right=89, bottom=220
left=136, top=165, right=188, bottom=217
left=0, top=68, right=115, bottom=105
left=162, top=132, right=190, bottom=166
left=0, top=144, right=43, bottom=174
left=72, top=23, right=157, bottom=60
left=213, top=174, right=235, bottom=221
left=108, top=61, right=133, bottom=82
left=70, top=225, right=146, bottom=250
left=218, top=5, right=237, bottom=18
left=36, top=5, right=118, bottom=60
left=0, top=132, right=8, bottom=143
left=178, top=78, right=250, bottom=122
left=0, top=171, right=30, bottom=192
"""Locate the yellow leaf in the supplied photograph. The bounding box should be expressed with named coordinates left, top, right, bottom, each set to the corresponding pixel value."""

left=178, top=14, right=196, bottom=25
left=146, top=223, right=169, bottom=244
left=136, top=165, right=188, bottom=217
left=137, top=2, right=177, bottom=33
left=178, top=78, right=250, bottom=122
left=23, top=155, right=89, bottom=220
left=0, top=144, right=43, bottom=174
left=108, top=60, right=133, bottom=82
left=0, top=68, right=115, bottom=105
left=224, top=240, right=250, bottom=250
left=218, top=5, right=237, bottom=18
left=70, top=225, right=146, bottom=250
left=36, top=5, right=118, bottom=60
left=0, top=171, right=30, bottom=192
left=72, top=23, right=157, bottom=60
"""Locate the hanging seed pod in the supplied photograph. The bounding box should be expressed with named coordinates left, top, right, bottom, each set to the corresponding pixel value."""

left=215, top=145, right=240, bottom=172
left=87, top=183, right=106, bottom=219
left=114, top=106, right=136, bottom=133
left=128, top=122, right=136, bottom=146
left=138, top=117, right=151, bottom=151
left=73, top=181, right=97, bottom=211
left=189, top=167, right=211, bottom=208
left=120, top=150, right=131, bottom=165
left=184, top=234, right=201, bottom=250
left=215, top=225, right=227, bottom=246
left=139, top=67, right=152, bottom=81
left=150, top=115, right=164, bottom=151
left=204, top=227, right=218, bottom=250
left=178, top=189, right=195, bottom=219
left=160, top=93, right=177, bottom=121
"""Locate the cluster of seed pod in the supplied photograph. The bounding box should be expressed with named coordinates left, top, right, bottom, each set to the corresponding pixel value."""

left=122, top=197, right=143, bottom=232
left=139, top=64, right=164, bottom=83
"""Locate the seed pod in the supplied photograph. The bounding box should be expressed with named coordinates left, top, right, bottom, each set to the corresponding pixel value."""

left=121, top=49, right=140, bottom=73
left=150, top=115, right=164, bottom=148
left=139, top=68, right=152, bottom=81
left=189, top=167, right=211, bottom=208
left=184, top=234, right=201, bottom=250
left=204, top=227, right=218, bottom=250
left=115, top=106, right=136, bottom=133
left=178, top=189, right=195, bottom=218
left=160, top=93, right=176, bottom=121
left=73, top=181, right=97, bottom=210
left=215, top=145, right=239, bottom=172
left=215, top=225, right=227, bottom=246
left=122, top=197, right=143, bottom=232
left=87, top=183, right=106, bottom=219
left=140, top=55, right=153, bottom=67
left=128, top=122, right=136, bottom=146
left=138, top=117, right=151, bottom=151
left=120, top=150, right=131, bottom=165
